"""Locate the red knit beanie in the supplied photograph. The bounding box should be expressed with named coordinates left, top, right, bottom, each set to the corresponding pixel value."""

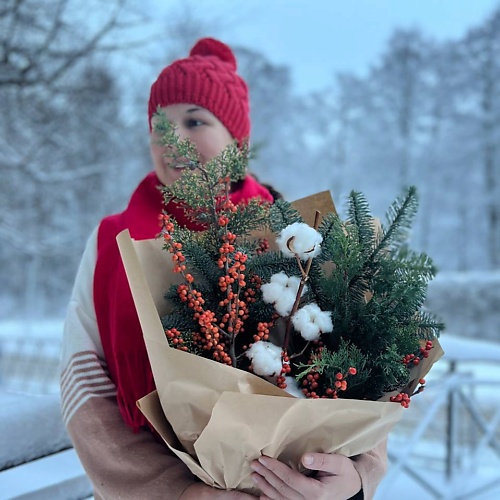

left=148, top=38, right=250, bottom=143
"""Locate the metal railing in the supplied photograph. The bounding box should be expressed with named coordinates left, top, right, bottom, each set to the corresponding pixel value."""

left=376, top=356, right=500, bottom=499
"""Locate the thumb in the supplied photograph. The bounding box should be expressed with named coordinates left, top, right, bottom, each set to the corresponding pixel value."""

left=301, top=452, right=345, bottom=473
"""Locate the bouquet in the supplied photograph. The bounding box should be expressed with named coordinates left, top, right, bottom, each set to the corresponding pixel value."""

left=116, top=113, right=444, bottom=492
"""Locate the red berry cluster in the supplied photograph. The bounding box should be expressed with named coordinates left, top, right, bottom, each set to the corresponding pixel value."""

left=253, top=322, right=271, bottom=342
left=256, top=239, right=270, bottom=254
left=176, top=283, right=231, bottom=363
left=164, top=328, right=188, bottom=351
left=159, top=207, right=266, bottom=368
left=276, top=352, right=291, bottom=389
left=390, top=392, right=411, bottom=408
left=402, top=340, right=434, bottom=367
left=216, top=197, right=238, bottom=214
left=160, top=215, right=188, bottom=274
left=161, top=214, right=230, bottom=361
left=390, top=376, right=427, bottom=408
left=300, top=366, right=357, bottom=399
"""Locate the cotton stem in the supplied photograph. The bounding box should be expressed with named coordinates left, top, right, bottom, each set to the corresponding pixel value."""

left=282, top=211, right=321, bottom=353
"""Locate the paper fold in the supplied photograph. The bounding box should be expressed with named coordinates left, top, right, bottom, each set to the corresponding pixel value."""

left=118, top=191, right=442, bottom=491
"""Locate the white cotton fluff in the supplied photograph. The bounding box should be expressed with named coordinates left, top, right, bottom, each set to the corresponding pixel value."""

left=292, top=303, right=333, bottom=341
left=261, top=272, right=290, bottom=303
left=277, top=222, right=323, bottom=260
left=261, top=273, right=307, bottom=317
left=274, top=288, right=297, bottom=316
left=245, top=341, right=283, bottom=376
left=283, top=376, right=306, bottom=398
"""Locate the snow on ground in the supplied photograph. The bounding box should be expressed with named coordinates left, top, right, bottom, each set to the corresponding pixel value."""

left=0, top=391, right=71, bottom=470
left=426, top=270, right=500, bottom=343
left=0, top=320, right=63, bottom=395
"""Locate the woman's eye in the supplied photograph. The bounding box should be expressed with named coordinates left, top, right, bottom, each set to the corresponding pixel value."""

left=186, top=118, right=204, bottom=128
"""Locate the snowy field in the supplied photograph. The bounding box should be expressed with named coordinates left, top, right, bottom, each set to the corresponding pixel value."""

left=0, top=320, right=62, bottom=394
left=1, top=320, right=499, bottom=499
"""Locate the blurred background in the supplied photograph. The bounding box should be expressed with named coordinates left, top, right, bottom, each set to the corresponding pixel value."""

left=0, top=1, right=499, bottom=499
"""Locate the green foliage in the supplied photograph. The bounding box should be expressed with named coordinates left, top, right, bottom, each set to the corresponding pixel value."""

left=268, top=199, right=303, bottom=232
left=291, top=187, right=444, bottom=400
left=246, top=250, right=301, bottom=281
left=155, top=117, right=443, bottom=402
left=296, top=340, right=369, bottom=384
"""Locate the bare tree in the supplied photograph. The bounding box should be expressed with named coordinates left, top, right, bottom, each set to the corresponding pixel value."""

left=0, top=0, right=148, bottom=89
left=458, top=8, right=500, bottom=268
left=0, top=0, right=150, bottom=317
left=369, top=30, right=435, bottom=189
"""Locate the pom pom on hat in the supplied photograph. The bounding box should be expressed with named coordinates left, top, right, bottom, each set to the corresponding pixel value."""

left=148, top=37, right=249, bottom=143
left=189, top=38, right=237, bottom=70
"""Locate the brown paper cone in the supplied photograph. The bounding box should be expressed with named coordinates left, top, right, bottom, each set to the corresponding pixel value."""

left=118, top=191, right=443, bottom=491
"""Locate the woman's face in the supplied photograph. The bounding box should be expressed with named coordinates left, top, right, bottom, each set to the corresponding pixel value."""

left=150, top=103, right=234, bottom=186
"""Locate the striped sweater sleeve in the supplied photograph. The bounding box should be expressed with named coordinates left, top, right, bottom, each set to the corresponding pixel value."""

left=60, top=228, right=197, bottom=499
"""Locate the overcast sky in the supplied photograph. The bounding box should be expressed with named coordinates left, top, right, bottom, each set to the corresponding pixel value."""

left=151, top=0, right=500, bottom=94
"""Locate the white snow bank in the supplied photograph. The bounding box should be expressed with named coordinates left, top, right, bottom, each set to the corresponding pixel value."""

left=439, top=333, right=500, bottom=362
left=0, top=319, right=63, bottom=340
left=426, top=271, right=500, bottom=342
left=0, top=391, right=71, bottom=470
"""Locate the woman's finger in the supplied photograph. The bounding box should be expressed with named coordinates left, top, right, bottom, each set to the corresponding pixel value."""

left=301, top=453, right=347, bottom=474
left=251, top=456, right=315, bottom=499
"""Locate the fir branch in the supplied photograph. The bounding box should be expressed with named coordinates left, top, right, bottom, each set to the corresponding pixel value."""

left=246, top=251, right=300, bottom=281
left=346, top=191, right=377, bottom=258
left=346, top=186, right=419, bottom=305
left=315, top=212, right=346, bottom=264
left=394, top=246, right=437, bottom=281
left=299, top=341, right=368, bottom=377
left=268, top=199, right=303, bottom=233
left=373, top=186, right=419, bottom=260
left=177, top=239, right=222, bottom=284
left=415, top=311, right=445, bottom=340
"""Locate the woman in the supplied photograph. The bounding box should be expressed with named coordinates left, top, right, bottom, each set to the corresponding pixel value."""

left=61, top=37, right=386, bottom=500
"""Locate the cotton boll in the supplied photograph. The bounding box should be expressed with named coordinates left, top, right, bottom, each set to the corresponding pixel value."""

left=277, top=222, right=323, bottom=260
left=283, top=275, right=307, bottom=299
left=286, top=275, right=302, bottom=293
left=283, top=376, right=306, bottom=398
left=314, top=310, right=333, bottom=333
left=245, top=341, right=282, bottom=377
left=292, top=307, right=321, bottom=341
left=261, top=281, right=285, bottom=304
left=299, top=322, right=321, bottom=341
left=274, top=288, right=297, bottom=316
left=291, top=306, right=311, bottom=330
left=292, top=303, right=333, bottom=341
left=261, top=273, right=307, bottom=316
left=270, top=272, right=289, bottom=286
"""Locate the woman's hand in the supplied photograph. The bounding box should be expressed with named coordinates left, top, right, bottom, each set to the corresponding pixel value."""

left=180, top=482, right=256, bottom=499
left=250, top=453, right=362, bottom=500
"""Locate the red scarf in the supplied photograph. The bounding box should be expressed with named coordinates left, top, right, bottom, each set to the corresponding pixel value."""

left=94, top=171, right=273, bottom=431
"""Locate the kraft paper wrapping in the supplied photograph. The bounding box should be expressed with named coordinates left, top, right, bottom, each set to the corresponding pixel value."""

left=117, top=191, right=443, bottom=492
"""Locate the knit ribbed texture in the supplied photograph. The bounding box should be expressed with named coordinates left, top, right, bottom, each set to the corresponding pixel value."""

left=148, top=38, right=250, bottom=143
